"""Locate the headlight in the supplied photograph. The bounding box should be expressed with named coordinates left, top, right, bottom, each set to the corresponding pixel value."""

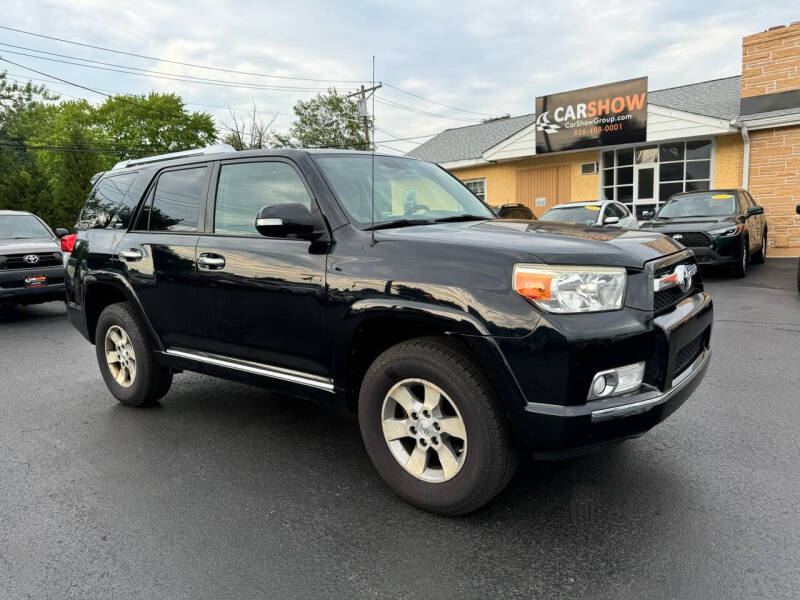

left=709, top=224, right=742, bottom=237
left=513, top=264, right=626, bottom=313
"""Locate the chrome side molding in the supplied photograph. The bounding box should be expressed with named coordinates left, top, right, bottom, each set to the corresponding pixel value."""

left=164, top=348, right=335, bottom=392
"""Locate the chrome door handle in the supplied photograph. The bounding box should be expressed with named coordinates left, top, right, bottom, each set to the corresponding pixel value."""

left=198, top=254, right=225, bottom=270
left=119, top=248, right=143, bottom=262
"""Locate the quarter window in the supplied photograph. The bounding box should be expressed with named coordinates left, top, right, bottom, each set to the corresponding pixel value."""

left=78, top=173, right=137, bottom=230
left=463, top=178, right=486, bottom=203
left=214, top=162, right=313, bottom=236
left=146, top=166, right=209, bottom=232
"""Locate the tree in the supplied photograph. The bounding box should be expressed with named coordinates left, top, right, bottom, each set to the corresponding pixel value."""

left=221, top=104, right=277, bottom=151
left=271, top=89, right=370, bottom=150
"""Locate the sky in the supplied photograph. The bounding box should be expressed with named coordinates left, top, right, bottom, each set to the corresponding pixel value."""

left=0, top=0, right=797, bottom=154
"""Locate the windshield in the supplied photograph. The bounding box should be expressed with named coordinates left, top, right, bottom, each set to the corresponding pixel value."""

left=0, top=215, right=52, bottom=239
left=657, top=192, right=738, bottom=218
left=313, top=154, right=494, bottom=228
left=539, top=205, right=601, bottom=225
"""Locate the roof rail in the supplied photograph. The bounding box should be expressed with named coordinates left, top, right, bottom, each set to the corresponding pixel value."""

left=111, top=143, right=236, bottom=170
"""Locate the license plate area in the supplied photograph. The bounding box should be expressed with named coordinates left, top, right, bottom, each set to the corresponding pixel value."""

left=24, top=274, right=47, bottom=288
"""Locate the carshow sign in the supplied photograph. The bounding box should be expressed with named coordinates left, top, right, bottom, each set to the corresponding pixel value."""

left=535, top=77, right=647, bottom=154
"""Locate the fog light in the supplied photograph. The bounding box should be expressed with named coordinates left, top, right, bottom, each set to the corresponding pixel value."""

left=588, top=361, right=645, bottom=400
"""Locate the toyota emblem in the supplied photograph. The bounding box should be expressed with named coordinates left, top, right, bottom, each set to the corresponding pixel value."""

left=24, top=254, right=39, bottom=264
left=674, top=264, right=692, bottom=292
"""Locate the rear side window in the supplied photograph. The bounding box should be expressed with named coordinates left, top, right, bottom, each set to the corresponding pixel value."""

left=140, top=166, right=209, bottom=232
left=78, top=173, right=137, bottom=229
left=214, top=162, right=313, bottom=236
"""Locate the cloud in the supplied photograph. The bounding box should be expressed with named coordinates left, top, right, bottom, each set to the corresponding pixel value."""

left=0, top=0, right=796, bottom=153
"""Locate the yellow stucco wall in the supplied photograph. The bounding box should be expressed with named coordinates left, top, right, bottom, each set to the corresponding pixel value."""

left=451, top=150, right=600, bottom=206
left=714, top=134, right=744, bottom=188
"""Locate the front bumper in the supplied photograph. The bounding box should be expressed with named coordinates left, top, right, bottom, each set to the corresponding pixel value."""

left=0, top=265, right=65, bottom=305
left=496, top=290, right=713, bottom=454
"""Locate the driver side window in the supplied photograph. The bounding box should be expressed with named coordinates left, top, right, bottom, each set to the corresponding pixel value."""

left=214, top=162, right=313, bottom=236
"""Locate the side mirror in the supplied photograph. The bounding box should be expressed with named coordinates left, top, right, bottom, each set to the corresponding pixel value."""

left=603, top=216, right=620, bottom=225
left=642, top=210, right=654, bottom=220
left=255, top=203, right=315, bottom=238
left=747, top=205, right=764, bottom=216
left=54, top=228, right=69, bottom=238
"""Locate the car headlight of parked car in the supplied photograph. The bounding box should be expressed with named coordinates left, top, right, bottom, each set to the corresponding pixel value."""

left=513, top=264, right=626, bottom=313
left=709, top=224, right=742, bottom=237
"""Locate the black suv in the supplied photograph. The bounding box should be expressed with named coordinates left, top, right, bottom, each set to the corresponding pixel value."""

left=66, top=147, right=713, bottom=514
left=639, top=189, right=767, bottom=277
left=0, top=210, right=67, bottom=308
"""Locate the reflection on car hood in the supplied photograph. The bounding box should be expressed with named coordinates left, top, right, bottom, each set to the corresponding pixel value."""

left=0, top=237, right=60, bottom=253
left=376, top=220, right=683, bottom=269
left=640, top=217, right=737, bottom=233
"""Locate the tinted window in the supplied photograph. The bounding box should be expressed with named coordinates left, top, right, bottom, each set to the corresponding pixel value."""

left=605, top=204, right=624, bottom=218
left=744, top=191, right=757, bottom=207
left=215, top=162, right=312, bottom=236
left=78, top=173, right=137, bottom=229
left=147, top=167, right=208, bottom=232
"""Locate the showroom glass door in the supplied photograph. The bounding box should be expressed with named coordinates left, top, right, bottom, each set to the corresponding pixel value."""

left=633, top=163, right=658, bottom=220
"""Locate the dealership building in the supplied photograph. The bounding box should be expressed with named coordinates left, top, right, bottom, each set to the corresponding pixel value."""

left=408, top=23, right=800, bottom=255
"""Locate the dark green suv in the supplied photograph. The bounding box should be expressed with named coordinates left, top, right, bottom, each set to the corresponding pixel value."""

left=639, top=190, right=767, bottom=277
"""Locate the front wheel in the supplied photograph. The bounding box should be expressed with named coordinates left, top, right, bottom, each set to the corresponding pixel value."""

left=358, top=337, right=517, bottom=515
left=731, top=237, right=749, bottom=278
left=95, top=302, right=172, bottom=407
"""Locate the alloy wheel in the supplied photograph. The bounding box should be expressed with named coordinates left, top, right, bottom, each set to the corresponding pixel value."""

left=381, top=378, right=467, bottom=483
left=104, top=325, right=137, bottom=388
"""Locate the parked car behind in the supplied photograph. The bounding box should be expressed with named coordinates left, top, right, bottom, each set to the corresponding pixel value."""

left=639, top=189, right=767, bottom=277
left=66, top=146, right=713, bottom=515
left=0, top=210, right=67, bottom=308
left=539, top=200, right=638, bottom=228
left=492, top=203, right=535, bottom=220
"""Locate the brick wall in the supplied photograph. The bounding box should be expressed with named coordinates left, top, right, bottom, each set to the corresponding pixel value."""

left=748, top=125, right=800, bottom=253
left=742, top=23, right=800, bottom=98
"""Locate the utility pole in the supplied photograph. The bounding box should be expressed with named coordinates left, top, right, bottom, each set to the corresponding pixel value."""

left=347, top=83, right=381, bottom=150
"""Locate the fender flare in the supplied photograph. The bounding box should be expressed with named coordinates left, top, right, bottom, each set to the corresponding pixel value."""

left=82, top=271, right=164, bottom=351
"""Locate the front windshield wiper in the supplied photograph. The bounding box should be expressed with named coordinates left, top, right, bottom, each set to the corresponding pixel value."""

left=430, top=214, right=489, bottom=223
left=364, top=218, right=433, bottom=231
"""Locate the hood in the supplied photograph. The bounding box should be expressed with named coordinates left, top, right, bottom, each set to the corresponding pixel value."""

left=640, top=216, right=737, bottom=233
left=376, top=220, right=683, bottom=269
left=0, top=237, right=60, bottom=253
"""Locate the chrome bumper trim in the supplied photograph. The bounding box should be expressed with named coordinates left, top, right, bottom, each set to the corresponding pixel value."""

left=590, top=347, right=711, bottom=422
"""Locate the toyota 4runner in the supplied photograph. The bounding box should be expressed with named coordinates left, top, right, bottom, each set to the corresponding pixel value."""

left=66, top=146, right=713, bottom=514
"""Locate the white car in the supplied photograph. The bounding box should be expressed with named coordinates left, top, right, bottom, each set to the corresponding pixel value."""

left=539, top=200, right=638, bottom=229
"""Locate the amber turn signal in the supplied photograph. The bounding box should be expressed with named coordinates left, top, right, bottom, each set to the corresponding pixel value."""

left=514, top=271, right=552, bottom=301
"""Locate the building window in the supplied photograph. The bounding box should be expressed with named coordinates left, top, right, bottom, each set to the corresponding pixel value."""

left=601, top=140, right=712, bottom=216
left=463, top=178, right=486, bottom=203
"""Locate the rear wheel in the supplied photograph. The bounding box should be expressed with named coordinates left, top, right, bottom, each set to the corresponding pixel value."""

left=358, top=337, right=517, bottom=515
left=95, top=302, right=172, bottom=406
left=752, top=230, right=767, bottom=264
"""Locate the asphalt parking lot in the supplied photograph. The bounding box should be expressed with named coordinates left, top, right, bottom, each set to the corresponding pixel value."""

left=1, top=258, right=799, bottom=599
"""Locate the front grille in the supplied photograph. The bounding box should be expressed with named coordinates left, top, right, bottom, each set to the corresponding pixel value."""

left=653, top=256, right=702, bottom=315
left=1, top=253, right=62, bottom=270
left=674, top=331, right=706, bottom=377
left=669, top=232, right=711, bottom=248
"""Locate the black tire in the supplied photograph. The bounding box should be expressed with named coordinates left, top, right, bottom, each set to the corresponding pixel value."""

left=731, top=236, right=749, bottom=278
left=752, top=230, right=767, bottom=264
left=358, top=336, right=517, bottom=515
left=94, top=302, right=172, bottom=407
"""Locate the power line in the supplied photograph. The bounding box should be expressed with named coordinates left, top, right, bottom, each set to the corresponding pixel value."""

left=381, top=81, right=492, bottom=117
left=375, top=97, right=481, bottom=123
left=0, top=56, right=217, bottom=135
left=0, top=47, right=339, bottom=92
left=0, top=25, right=368, bottom=84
